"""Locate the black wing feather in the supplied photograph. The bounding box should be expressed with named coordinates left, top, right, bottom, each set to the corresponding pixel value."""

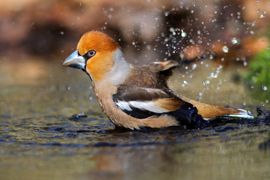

left=112, top=86, right=207, bottom=128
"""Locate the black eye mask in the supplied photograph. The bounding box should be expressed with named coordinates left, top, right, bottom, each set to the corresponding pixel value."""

left=82, top=50, right=96, bottom=60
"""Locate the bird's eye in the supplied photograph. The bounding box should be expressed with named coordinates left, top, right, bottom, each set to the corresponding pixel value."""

left=82, top=50, right=96, bottom=60
left=87, top=50, right=96, bottom=57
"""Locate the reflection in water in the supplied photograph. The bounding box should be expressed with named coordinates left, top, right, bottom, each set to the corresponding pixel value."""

left=0, top=59, right=270, bottom=180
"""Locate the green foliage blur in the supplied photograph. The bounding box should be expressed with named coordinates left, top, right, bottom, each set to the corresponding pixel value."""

left=245, top=46, right=270, bottom=101
left=246, top=49, right=270, bottom=87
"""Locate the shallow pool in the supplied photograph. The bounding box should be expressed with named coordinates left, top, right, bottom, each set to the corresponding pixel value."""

left=0, top=57, right=270, bottom=180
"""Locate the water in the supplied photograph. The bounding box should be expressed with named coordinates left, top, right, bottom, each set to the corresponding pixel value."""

left=1, top=58, right=270, bottom=180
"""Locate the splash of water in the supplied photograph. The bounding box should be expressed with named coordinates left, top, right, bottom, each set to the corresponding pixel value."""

left=197, top=65, right=223, bottom=100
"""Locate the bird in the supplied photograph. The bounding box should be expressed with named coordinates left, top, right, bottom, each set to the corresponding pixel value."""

left=63, top=31, right=253, bottom=130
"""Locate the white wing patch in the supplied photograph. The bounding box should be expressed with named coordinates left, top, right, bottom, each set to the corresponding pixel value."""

left=116, top=100, right=170, bottom=113
left=226, top=109, right=254, bottom=119
left=116, top=101, right=132, bottom=111
left=144, top=88, right=167, bottom=95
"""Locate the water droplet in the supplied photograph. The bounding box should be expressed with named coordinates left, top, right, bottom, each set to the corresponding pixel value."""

left=222, top=46, right=229, bottom=53
left=197, top=92, right=203, bottom=100
left=192, top=64, right=197, bottom=70
left=181, top=30, right=187, bottom=37
left=182, top=80, right=188, bottom=87
left=203, top=80, right=210, bottom=86
left=179, top=53, right=185, bottom=59
left=231, top=37, right=239, bottom=45
left=169, top=27, right=176, bottom=35
left=89, top=96, right=93, bottom=101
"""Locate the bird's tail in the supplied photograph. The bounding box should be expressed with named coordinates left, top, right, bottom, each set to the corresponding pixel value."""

left=182, top=97, right=254, bottom=120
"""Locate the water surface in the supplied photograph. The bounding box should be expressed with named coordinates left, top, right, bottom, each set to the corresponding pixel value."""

left=1, top=58, right=270, bottom=180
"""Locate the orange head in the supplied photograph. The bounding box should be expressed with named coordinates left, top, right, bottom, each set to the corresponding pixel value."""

left=63, top=31, right=121, bottom=81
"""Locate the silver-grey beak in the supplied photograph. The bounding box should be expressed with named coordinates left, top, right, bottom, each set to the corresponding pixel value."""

left=63, top=50, right=85, bottom=70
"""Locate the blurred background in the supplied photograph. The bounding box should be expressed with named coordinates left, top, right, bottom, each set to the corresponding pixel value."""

left=1, top=1, right=270, bottom=180
left=1, top=0, right=270, bottom=108
left=0, top=0, right=269, bottom=61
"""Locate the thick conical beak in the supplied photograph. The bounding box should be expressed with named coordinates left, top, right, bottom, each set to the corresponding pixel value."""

left=63, top=50, right=85, bottom=70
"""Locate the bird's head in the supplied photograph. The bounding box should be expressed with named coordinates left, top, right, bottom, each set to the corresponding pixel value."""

left=63, top=31, right=128, bottom=83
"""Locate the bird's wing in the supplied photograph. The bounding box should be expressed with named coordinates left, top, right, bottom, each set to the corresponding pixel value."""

left=149, top=60, right=179, bottom=72
left=112, top=86, right=195, bottom=119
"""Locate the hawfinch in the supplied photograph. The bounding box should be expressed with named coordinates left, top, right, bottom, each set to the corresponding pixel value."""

left=63, top=31, right=253, bottom=130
